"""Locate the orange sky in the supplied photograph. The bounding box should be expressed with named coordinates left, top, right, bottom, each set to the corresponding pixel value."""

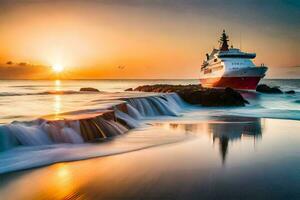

left=0, top=0, right=299, bottom=79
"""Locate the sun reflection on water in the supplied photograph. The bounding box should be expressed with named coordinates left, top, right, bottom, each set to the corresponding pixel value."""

left=52, top=164, right=77, bottom=199
left=53, top=80, right=62, bottom=119
left=55, top=80, right=61, bottom=91
left=54, top=95, right=61, bottom=116
left=56, top=164, right=71, bottom=179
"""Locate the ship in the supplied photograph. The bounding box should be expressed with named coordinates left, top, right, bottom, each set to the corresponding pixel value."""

left=200, top=30, right=268, bottom=90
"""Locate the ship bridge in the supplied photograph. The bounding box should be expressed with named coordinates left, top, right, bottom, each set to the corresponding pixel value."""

left=218, top=48, right=256, bottom=59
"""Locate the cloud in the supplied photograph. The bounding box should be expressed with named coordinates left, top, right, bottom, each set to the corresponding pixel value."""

left=0, top=64, right=52, bottom=79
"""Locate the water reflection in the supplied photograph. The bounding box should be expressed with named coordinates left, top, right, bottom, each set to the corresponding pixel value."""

left=53, top=80, right=62, bottom=119
left=210, top=117, right=262, bottom=163
left=53, top=95, right=61, bottom=119
left=54, top=164, right=76, bottom=198
left=1, top=118, right=300, bottom=199
left=54, top=80, right=61, bottom=91
left=155, top=117, right=263, bottom=164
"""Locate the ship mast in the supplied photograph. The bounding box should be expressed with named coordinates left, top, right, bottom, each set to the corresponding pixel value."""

left=219, top=30, right=229, bottom=51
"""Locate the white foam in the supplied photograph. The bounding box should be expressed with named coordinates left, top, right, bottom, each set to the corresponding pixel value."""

left=0, top=127, right=189, bottom=174
left=7, top=123, right=53, bottom=146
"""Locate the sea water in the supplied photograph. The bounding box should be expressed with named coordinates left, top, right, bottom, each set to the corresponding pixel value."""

left=0, top=79, right=300, bottom=174
left=1, top=79, right=299, bottom=124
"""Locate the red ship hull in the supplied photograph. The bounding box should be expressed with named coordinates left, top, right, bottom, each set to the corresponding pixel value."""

left=200, top=76, right=262, bottom=90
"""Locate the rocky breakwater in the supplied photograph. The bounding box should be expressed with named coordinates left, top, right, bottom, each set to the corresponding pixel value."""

left=256, top=84, right=295, bottom=94
left=256, top=84, right=283, bottom=94
left=133, top=84, right=249, bottom=106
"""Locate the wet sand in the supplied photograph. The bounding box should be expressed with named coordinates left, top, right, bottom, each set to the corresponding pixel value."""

left=1, top=118, right=300, bottom=200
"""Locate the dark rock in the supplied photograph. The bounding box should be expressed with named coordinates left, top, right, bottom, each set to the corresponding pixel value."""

left=285, top=90, right=295, bottom=94
left=177, top=87, right=248, bottom=106
left=79, top=87, right=100, bottom=92
left=125, top=88, right=133, bottom=91
left=134, top=84, right=248, bottom=107
left=256, top=84, right=283, bottom=94
left=134, top=84, right=202, bottom=93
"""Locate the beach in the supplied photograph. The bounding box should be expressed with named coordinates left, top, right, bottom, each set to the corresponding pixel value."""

left=1, top=117, right=300, bottom=199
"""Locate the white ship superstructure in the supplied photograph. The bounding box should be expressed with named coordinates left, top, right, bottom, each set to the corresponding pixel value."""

left=200, top=30, right=268, bottom=90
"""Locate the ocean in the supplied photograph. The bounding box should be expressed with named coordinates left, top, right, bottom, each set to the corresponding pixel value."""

left=0, top=79, right=300, bottom=124
left=0, top=79, right=300, bottom=199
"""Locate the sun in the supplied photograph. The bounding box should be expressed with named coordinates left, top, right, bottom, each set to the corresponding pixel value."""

left=52, top=64, right=64, bottom=73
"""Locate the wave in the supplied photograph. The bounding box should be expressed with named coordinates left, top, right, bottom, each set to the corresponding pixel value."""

left=0, top=117, right=128, bottom=152
left=0, top=90, right=100, bottom=96
left=0, top=93, right=189, bottom=174
left=0, top=93, right=186, bottom=151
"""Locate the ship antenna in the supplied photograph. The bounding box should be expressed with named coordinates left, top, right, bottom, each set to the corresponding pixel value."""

left=219, top=29, right=229, bottom=51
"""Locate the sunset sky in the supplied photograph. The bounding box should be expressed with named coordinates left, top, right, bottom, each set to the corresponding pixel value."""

left=0, top=0, right=299, bottom=79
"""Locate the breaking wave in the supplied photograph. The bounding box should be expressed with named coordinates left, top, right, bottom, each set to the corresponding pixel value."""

left=1, top=90, right=300, bottom=174
left=0, top=93, right=189, bottom=174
